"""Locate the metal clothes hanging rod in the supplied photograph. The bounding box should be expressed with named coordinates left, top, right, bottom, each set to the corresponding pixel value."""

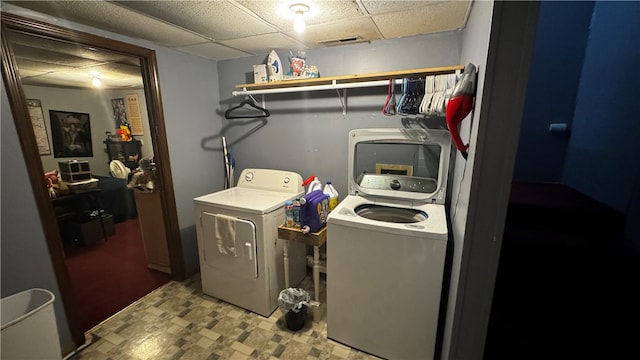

left=231, top=79, right=402, bottom=96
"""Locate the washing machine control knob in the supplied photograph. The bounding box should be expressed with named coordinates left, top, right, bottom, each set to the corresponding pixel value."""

left=390, top=179, right=401, bottom=190
left=245, top=172, right=254, bottom=182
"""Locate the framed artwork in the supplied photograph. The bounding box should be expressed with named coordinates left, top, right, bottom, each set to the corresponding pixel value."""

left=49, top=110, right=93, bottom=158
left=26, top=99, right=51, bottom=155
left=111, top=98, right=127, bottom=128
left=126, top=94, right=144, bottom=135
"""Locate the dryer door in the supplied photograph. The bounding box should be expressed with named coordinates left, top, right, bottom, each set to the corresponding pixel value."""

left=201, top=212, right=258, bottom=280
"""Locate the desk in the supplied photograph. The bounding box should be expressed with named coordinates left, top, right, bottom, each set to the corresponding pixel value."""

left=278, top=225, right=326, bottom=322
left=52, top=189, right=109, bottom=243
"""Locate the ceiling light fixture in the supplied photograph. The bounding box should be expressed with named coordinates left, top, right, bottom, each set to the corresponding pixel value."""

left=290, top=3, right=310, bottom=33
left=91, top=76, right=102, bottom=87
left=89, top=70, right=102, bottom=87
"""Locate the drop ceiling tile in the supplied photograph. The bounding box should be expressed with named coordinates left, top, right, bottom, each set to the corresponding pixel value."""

left=220, top=33, right=307, bottom=55
left=286, top=17, right=381, bottom=45
left=237, top=0, right=364, bottom=31
left=372, top=1, right=470, bottom=38
left=13, top=66, right=47, bottom=79
left=7, top=1, right=207, bottom=47
left=12, top=45, right=101, bottom=68
left=28, top=72, right=89, bottom=86
left=9, top=32, right=134, bottom=63
left=115, top=0, right=276, bottom=40
left=89, top=62, right=142, bottom=78
left=14, top=58, right=78, bottom=74
left=4, top=0, right=475, bottom=87
left=21, top=76, right=87, bottom=89
left=174, top=42, right=253, bottom=61
left=360, top=0, right=441, bottom=15
left=60, top=66, right=133, bottom=83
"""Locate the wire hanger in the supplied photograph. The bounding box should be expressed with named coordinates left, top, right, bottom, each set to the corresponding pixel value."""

left=224, top=97, right=270, bottom=119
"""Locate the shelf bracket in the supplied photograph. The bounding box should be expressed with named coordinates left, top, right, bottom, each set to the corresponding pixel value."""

left=241, top=90, right=266, bottom=109
left=333, top=80, right=347, bottom=115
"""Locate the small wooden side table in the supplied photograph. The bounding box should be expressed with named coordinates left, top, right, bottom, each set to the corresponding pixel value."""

left=278, top=225, right=327, bottom=322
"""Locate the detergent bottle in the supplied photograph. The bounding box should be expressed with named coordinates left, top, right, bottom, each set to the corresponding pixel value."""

left=292, top=198, right=301, bottom=229
left=302, top=175, right=323, bottom=194
left=323, top=181, right=339, bottom=211
left=299, top=189, right=328, bottom=233
left=284, top=200, right=295, bottom=228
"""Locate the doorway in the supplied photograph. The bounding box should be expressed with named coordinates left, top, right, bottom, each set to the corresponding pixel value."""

left=1, top=12, right=185, bottom=349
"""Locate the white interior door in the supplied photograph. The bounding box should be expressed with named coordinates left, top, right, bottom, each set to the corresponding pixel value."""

left=201, top=211, right=258, bottom=280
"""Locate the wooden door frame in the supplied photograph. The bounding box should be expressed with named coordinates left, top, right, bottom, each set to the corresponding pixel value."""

left=1, top=12, right=185, bottom=348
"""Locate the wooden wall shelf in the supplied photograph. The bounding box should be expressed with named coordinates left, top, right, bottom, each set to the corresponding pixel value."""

left=232, top=65, right=464, bottom=115
left=235, top=65, right=464, bottom=91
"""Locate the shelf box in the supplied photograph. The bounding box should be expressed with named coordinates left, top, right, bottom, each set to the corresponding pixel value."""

left=58, top=160, right=90, bottom=173
left=59, top=160, right=92, bottom=182
left=253, top=64, right=267, bottom=83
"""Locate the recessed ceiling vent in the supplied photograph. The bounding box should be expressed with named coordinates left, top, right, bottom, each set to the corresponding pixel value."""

left=317, top=35, right=365, bottom=47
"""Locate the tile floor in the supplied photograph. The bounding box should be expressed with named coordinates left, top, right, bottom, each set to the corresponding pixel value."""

left=70, top=273, right=382, bottom=360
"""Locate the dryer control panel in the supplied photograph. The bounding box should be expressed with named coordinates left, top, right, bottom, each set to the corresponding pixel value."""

left=236, top=168, right=303, bottom=194
left=357, top=174, right=437, bottom=194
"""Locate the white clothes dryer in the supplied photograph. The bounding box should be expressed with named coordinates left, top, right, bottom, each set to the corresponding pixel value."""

left=194, top=168, right=307, bottom=317
left=327, top=128, right=452, bottom=360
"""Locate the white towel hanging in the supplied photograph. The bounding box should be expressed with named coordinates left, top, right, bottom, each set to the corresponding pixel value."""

left=214, top=214, right=237, bottom=256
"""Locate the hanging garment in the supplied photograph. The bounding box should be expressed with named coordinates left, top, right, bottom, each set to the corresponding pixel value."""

left=214, top=213, right=237, bottom=256
left=382, top=79, right=397, bottom=116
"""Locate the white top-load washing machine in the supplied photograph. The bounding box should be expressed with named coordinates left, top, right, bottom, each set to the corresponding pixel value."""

left=327, top=128, right=452, bottom=360
left=194, top=168, right=307, bottom=317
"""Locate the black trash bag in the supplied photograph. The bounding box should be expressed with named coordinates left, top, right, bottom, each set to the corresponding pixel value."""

left=278, top=288, right=310, bottom=331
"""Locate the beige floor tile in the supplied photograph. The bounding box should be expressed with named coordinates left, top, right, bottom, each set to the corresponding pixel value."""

left=72, top=273, right=383, bottom=360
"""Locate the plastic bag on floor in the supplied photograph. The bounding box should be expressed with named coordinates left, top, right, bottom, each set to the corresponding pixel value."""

left=278, top=288, right=310, bottom=313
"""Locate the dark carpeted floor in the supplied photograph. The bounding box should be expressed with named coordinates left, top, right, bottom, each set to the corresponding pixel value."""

left=484, top=182, right=640, bottom=359
left=63, top=217, right=171, bottom=332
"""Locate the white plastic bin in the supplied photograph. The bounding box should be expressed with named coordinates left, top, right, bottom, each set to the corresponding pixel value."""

left=1, top=288, right=62, bottom=359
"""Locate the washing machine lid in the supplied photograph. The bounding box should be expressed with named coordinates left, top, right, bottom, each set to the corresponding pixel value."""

left=347, top=128, right=451, bottom=205
left=194, top=187, right=302, bottom=214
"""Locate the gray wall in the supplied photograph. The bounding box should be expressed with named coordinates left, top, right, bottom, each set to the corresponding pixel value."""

left=447, top=2, right=540, bottom=358
left=442, top=0, right=495, bottom=357
left=154, top=46, right=221, bottom=275
left=1, top=83, right=71, bottom=348
left=216, top=32, right=462, bottom=199
left=1, top=3, right=221, bottom=353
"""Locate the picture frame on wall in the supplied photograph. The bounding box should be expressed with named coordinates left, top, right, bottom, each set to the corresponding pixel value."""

left=26, top=99, right=52, bottom=156
left=111, top=98, right=127, bottom=128
left=49, top=110, right=93, bottom=158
